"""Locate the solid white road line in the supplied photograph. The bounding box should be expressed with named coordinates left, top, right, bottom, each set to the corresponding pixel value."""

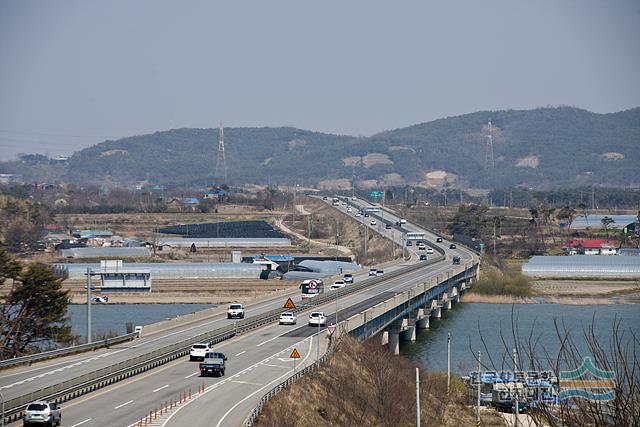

left=69, top=419, right=91, bottom=427
left=231, top=380, right=263, bottom=386
left=184, top=372, right=199, bottom=379
left=263, top=364, right=290, bottom=369
left=114, top=400, right=134, bottom=409
left=153, top=385, right=169, bottom=393
left=235, top=350, right=246, bottom=356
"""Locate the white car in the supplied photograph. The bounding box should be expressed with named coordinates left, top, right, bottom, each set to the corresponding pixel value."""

left=24, top=401, right=62, bottom=427
left=308, top=311, right=327, bottom=326
left=343, top=274, right=353, bottom=283
left=399, top=218, right=407, bottom=224
left=347, top=207, right=352, bottom=213
left=189, top=342, right=212, bottom=361
left=370, top=220, right=377, bottom=226
left=330, top=281, right=346, bottom=290
left=426, top=248, right=434, bottom=254
left=279, top=311, right=297, bottom=325
left=227, top=303, right=245, bottom=319
left=355, top=213, right=361, bottom=217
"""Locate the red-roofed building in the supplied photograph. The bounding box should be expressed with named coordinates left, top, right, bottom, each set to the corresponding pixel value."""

left=562, top=239, right=620, bottom=256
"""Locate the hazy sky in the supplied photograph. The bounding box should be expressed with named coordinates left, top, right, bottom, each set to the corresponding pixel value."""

left=1, top=0, right=639, bottom=160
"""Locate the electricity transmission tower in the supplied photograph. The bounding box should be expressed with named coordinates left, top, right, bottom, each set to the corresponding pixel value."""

left=214, top=124, right=227, bottom=183
left=484, top=119, right=495, bottom=187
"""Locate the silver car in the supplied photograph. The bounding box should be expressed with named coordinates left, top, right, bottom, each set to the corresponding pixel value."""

left=24, top=401, right=62, bottom=426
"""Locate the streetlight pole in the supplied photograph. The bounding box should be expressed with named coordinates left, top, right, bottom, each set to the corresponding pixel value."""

left=476, top=351, right=481, bottom=425
left=415, top=367, right=421, bottom=427
left=447, top=332, right=451, bottom=393
left=513, top=348, right=519, bottom=427
left=86, top=267, right=92, bottom=344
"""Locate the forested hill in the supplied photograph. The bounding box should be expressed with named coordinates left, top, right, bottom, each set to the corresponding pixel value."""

left=8, top=107, right=640, bottom=189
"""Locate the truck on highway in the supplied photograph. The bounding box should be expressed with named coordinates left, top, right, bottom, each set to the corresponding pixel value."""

left=300, top=279, right=324, bottom=299
left=199, top=351, right=227, bottom=377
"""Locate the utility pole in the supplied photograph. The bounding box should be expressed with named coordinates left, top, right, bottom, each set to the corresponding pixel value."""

left=447, top=332, right=451, bottom=393
left=415, top=368, right=421, bottom=427
left=86, top=268, right=92, bottom=344
left=307, top=214, right=312, bottom=252
left=493, top=219, right=497, bottom=256
left=513, top=348, right=520, bottom=427
left=476, top=351, right=481, bottom=425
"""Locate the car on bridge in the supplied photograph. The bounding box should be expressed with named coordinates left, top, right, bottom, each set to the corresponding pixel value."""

left=452, top=256, right=461, bottom=265
left=199, top=352, right=227, bottom=377
left=449, top=243, right=457, bottom=249
left=436, top=237, right=443, bottom=243
left=369, top=268, right=378, bottom=276
left=370, top=220, right=377, bottom=226
left=385, top=224, right=392, bottom=229
left=227, top=303, right=245, bottom=319
left=279, top=311, right=297, bottom=325
left=343, top=273, right=353, bottom=283
left=419, top=255, right=428, bottom=261
left=426, top=248, right=434, bottom=254
left=308, top=311, right=327, bottom=326
left=190, top=342, right=213, bottom=361
left=24, top=401, right=62, bottom=427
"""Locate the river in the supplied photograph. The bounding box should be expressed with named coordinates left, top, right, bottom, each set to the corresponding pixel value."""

left=400, top=303, right=640, bottom=374
left=67, top=303, right=215, bottom=341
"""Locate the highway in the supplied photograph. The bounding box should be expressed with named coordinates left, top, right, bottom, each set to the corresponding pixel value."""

left=3, top=197, right=477, bottom=426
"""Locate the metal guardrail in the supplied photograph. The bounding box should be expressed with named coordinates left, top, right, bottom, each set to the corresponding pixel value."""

left=0, top=332, right=139, bottom=370
left=244, top=341, right=335, bottom=427
left=1, top=251, right=440, bottom=424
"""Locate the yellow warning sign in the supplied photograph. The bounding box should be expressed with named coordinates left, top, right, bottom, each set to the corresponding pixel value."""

left=283, top=297, right=296, bottom=310
left=290, top=348, right=301, bottom=359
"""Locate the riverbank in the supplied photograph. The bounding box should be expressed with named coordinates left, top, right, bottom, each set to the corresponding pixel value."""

left=463, top=279, right=640, bottom=304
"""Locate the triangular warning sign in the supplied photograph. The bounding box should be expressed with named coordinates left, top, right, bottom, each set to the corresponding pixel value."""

left=290, top=348, right=301, bottom=359
left=283, top=297, right=296, bottom=310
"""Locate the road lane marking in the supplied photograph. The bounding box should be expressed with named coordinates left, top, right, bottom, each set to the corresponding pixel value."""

left=153, top=385, right=169, bottom=393
left=184, top=372, right=198, bottom=379
left=115, top=400, right=134, bottom=409
left=235, top=350, right=246, bottom=356
left=213, top=336, right=315, bottom=427
left=232, top=380, right=263, bottom=386
left=158, top=334, right=315, bottom=427
left=263, top=364, right=290, bottom=369
left=69, top=419, right=91, bottom=427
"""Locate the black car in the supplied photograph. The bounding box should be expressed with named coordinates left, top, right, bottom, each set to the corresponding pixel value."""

left=385, top=224, right=392, bottom=229
left=419, top=255, right=428, bottom=261
left=449, top=243, right=457, bottom=249
left=436, top=237, right=443, bottom=243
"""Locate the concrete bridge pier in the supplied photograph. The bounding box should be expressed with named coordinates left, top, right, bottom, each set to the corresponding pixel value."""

left=451, top=286, right=460, bottom=304
left=387, top=319, right=406, bottom=355
left=441, top=293, right=451, bottom=311
left=416, top=308, right=430, bottom=329
left=402, top=321, right=416, bottom=342
left=431, top=306, right=442, bottom=319
left=379, top=330, right=389, bottom=346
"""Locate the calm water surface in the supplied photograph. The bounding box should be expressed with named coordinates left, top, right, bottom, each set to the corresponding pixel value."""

left=400, top=303, right=640, bottom=373
left=67, top=304, right=215, bottom=341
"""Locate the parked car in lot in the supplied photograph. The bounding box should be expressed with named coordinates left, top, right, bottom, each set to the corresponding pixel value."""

left=449, top=243, right=457, bottom=249
left=308, top=311, right=327, bottom=326
left=343, top=273, right=353, bottom=283
left=190, top=342, right=213, bottom=361
left=24, top=401, right=62, bottom=427
left=227, top=303, right=245, bottom=319
left=436, top=237, right=443, bottom=243
left=419, top=254, right=428, bottom=261
left=279, top=311, right=297, bottom=325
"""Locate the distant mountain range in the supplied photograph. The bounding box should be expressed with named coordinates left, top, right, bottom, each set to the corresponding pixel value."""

left=3, top=106, right=639, bottom=189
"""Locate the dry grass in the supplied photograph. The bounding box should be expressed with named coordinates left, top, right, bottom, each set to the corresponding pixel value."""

left=255, top=337, right=505, bottom=427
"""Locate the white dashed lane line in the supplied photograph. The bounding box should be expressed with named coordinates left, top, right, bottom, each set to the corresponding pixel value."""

left=235, top=350, right=246, bottom=356
left=69, top=419, right=91, bottom=427
left=153, top=385, right=169, bottom=393
left=114, top=400, right=134, bottom=409
left=184, top=372, right=198, bottom=379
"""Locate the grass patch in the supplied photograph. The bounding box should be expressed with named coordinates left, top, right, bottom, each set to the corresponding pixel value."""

left=473, top=263, right=533, bottom=297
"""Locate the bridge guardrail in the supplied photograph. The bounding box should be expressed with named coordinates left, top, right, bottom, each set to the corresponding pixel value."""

left=244, top=340, right=335, bottom=427
left=0, top=332, right=139, bottom=370
left=2, top=251, right=440, bottom=424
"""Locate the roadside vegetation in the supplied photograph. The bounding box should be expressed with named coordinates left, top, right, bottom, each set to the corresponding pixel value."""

left=0, top=249, right=72, bottom=358
left=471, top=260, right=533, bottom=298
left=255, top=336, right=505, bottom=427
